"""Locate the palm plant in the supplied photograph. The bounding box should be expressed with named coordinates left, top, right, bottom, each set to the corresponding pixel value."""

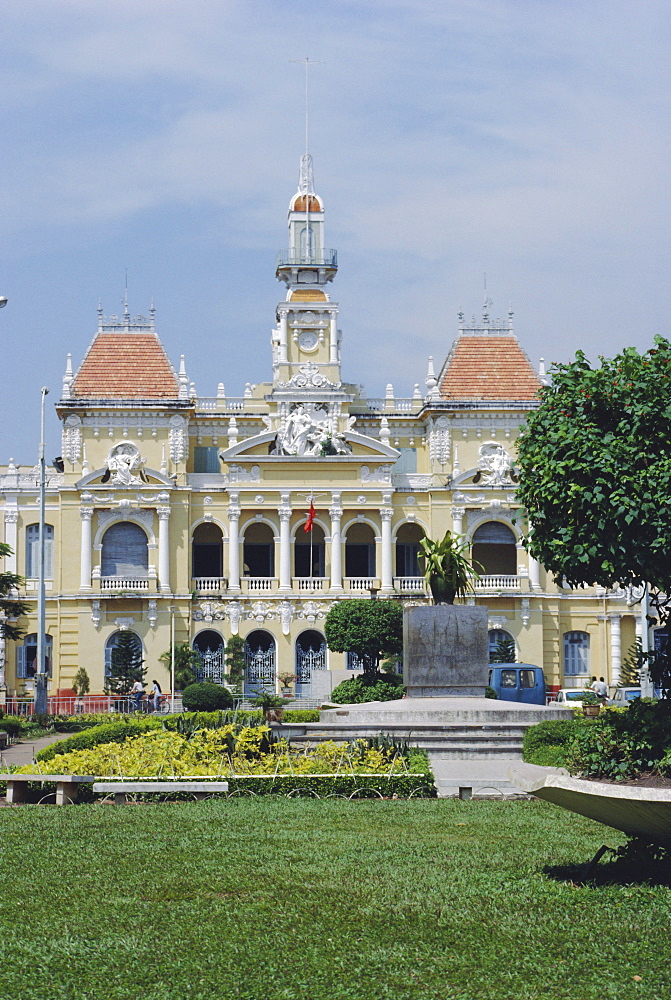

left=419, top=530, right=479, bottom=605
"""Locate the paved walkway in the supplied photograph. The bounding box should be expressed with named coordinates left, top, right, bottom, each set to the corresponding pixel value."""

left=1, top=733, right=69, bottom=768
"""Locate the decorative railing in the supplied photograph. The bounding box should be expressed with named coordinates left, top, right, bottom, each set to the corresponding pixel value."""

left=276, top=249, right=337, bottom=268
left=294, top=577, right=327, bottom=591
left=193, top=577, right=227, bottom=593
left=197, top=398, right=247, bottom=412
left=474, top=575, right=521, bottom=591
left=394, top=577, right=426, bottom=593
left=4, top=695, right=181, bottom=716
left=361, top=398, right=421, bottom=413
left=345, top=577, right=378, bottom=592
left=100, top=577, right=150, bottom=591
left=243, top=577, right=277, bottom=592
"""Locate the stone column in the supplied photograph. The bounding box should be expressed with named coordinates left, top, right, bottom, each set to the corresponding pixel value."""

left=329, top=493, right=343, bottom=593
left=4, top=509, right=18, bottom=574
left=79, top=507, right=94, bottom=591
left=528, top=554, right=541, bottom=591
left=157, top=506, right=171, bottom=593
left=279, top=307, right=289, bottom=364
left=610, top=614, right=622, bottom=686
left=451, top=506, right=465, bottom=538
left=278, top=493, right=292, bottom=592
left=329, top=311, right=338, bottom=365
left=380, top=505, right=394, bottom=594
left=227, top=495, right=241, bottom=592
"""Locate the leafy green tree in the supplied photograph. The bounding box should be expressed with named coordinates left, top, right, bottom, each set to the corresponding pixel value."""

left=489, top=636, right=517, bottom=664
left=159, top=642, right=200, bottom=691
left=619, top=640, right=642, bottom=687
left=516, top=337, right=671, bottom=695
left=325, top=600, right=403, bottom=677
left=105, top=632, right=146, bottom=695
left=224, top=635, right=246, bottom=692
left=72, top=667, right=90, bottom=696
left=0, top=542, right=30, bottom=640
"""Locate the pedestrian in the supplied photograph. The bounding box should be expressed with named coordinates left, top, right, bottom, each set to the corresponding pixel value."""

left=595, top=676, right=608, bottom=700
left=130, top=678, right=145, bottom=710
left=150, top=679, right=162, bottom=712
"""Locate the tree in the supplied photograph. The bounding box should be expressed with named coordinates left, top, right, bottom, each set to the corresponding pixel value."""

left=489, top=636, right=516, bottom=664
left=516, top=337, right=671, bottom=694
left=224, top=635, right=246, bottom=692
left=105, top=632, right=145, bottom=695
left=0, top=542, right=31, bottom=641
left=159, top=642, right=200, bottom=691
left=324, top=600, right=403, bottom=677
left=419, top=531, right=478, bottom=604
left=72, top=667, right=90, bottom=696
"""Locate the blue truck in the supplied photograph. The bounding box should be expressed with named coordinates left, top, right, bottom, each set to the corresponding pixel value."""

left=488, top=664, right=547, bottom=705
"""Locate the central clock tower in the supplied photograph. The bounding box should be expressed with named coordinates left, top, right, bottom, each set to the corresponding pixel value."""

left=272, top=154, right=342, bottom=389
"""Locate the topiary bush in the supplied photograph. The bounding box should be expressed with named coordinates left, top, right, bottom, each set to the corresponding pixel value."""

left=522, top=718, right=586, bottom=767
left=36, top=718, right=161, bottom=762
left=181, top=682, right=234, bottom=713
left=329, top=672, right=404, bottom=705
left=0, top=717, right=23, bottom=738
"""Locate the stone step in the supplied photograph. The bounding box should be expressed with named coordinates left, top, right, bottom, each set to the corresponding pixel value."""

left=428, top=755, right=531, bottom=799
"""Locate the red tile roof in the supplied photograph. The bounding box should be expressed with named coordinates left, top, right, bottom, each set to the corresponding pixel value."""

left=438, top=335, right=541, bottom=401
left=71, top=333, right=180, bottom=399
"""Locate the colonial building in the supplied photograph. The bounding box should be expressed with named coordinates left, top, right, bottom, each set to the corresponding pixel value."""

left=0, top=152, right=640, bottom=705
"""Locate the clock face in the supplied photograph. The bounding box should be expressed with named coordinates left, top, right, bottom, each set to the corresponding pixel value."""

left=298, top=330, right=319, bottom=351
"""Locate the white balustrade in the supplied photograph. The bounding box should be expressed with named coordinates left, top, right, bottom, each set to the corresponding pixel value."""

left=193, top=577, right=227, bottom=593
left=244, top=577, right=277, bottom=592
left=394, top=577, right=426, bottom=593
left=294, top=577, right=326, bottom=591
left=345, top=577, right=378, bottom=592
left=100, top=577, right=149, bottom=591
left=474, top=575, right=521, bottom=591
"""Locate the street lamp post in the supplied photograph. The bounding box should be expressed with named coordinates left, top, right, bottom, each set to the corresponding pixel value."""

left=34, top=387, right=49, bottom=715
left=170, top=607, right=176, bottom=713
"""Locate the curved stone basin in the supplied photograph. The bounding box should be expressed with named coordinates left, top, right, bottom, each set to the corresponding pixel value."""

left=509, top=761, right=671, bottom=847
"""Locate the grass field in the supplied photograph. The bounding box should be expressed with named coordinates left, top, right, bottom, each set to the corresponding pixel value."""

left=1, top=798, right=669, bottom=1000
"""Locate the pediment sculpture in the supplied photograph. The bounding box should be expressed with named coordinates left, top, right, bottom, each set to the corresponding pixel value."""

left=475, top=442, right=517, bottom=487
left=271, top=403, right=351, bottom=457
left=102, top=443, right=147, bottom=486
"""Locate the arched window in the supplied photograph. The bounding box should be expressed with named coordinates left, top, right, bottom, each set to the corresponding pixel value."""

left=17, top=633, right=53, bottom=678
left=104, top=630, right=143, bottom=677
left=345, top=523, right=375, bottom=578
left=395, top=523, right=425, bottom=577
left=193, top=630, right=225, bottom=684
left=243, top=523, right=275, bottom=578
left=563, top=631, right=590, bottom=677
left=25, top=523, right=54, bottom=578
left=192, top=523, right=223, bottom=579
left=101, top=522, right=148, bottom=579
left=472, top=522, right=517, bottom=576
left=488, top=629, right=516, bottom=663
left=295, top=522, right=325, bottom=579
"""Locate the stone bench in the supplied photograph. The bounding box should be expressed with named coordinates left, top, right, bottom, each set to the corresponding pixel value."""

left=3, top=774, right=96, bottom=805
left=93, top=779, right=229, bottom=805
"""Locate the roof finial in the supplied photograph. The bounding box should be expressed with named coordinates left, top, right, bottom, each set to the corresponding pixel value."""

left=123, top=269, right=130, bottom=323
left=291, top=56, right=323, bottom=195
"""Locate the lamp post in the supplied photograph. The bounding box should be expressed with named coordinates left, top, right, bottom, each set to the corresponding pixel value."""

left=170, top=606, right=175, bottom=713
left=34, top=386, right=49, bottom=715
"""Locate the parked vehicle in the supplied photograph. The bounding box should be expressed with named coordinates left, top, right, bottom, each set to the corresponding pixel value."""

left=488, top=664, right=546, bottom=705
left=607, top=686, right=642, bottom=707
left=550, top=687, right=591, bottom=708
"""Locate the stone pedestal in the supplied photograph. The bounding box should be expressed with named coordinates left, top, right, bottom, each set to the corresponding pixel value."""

left=403, top=605, right=489, bottom=698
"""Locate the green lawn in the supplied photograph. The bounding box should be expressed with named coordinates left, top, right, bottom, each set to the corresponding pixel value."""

left=1, top=799, right=669, bottom=1000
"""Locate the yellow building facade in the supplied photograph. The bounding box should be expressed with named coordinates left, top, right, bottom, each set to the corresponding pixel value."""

left=0, top=154, right=639, bottom=705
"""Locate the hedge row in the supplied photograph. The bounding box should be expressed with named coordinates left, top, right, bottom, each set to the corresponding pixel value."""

left=224, top=773, right=435, bottom=798
left=522, top=718, right=589, bottom=767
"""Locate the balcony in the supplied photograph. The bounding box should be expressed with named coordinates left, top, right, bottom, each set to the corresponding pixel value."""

left=193, top=577, right=227, bottom=594
left=242, top=577, right=277, bottom=592
left=294, top=577, right=328, bottom=592
left=276, top=249, right=337, bottom=269
left=344, top=577, right=380, bottom=593
left=394, top=577, right=426, bottom=594
left=100, top=577, right=150, bottom=592
left=474, top=575, right=521, bottom=592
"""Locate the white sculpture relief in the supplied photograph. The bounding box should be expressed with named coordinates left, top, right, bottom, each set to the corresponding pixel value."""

left=115, top=617, right=135, bottom=630
left=488, top=615, right=509, bottom=630
left=104, top=443, right=146, bottom=486
left=226, top=464, right=261, bottom=484
left=228, top=601, right=242, bottom=635
left=476, top=442, right=515, bottom=486
left=429, top=416, right=451, bottom=465
left=193, top=601, right=227, bottom=623
left=520, top=599, right=531, bottom=627
left=169, top=415, right=187, bottom=464
left=147, top=600, right=158, bottom=628
left=271, top=402, right=350, bottom=457
left=453, top=491, right=486, bottom=503
left=279, top=600, right=293, bottom=635
left=62, top=415, right=82, bottom=464
left=97, top=507, right=154, bottom=529
left=247, top=601, right=275, bottom=623
left=361, top=465, right=392, bottom=484
left=91, top=601, right=102, bottom=628
left=276, top=362, right=341, bottom=391
left=296, top=600, right=330, bottom=623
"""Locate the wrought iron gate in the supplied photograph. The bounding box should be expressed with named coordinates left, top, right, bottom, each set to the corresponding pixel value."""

left=295, top=640, right=327, bottom=696
left=244, top=644, right=275, bottom=692
left=195, top=645, right=225, bottom=685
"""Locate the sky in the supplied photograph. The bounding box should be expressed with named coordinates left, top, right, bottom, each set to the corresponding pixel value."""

left=1, top=0, right=669, bottom=462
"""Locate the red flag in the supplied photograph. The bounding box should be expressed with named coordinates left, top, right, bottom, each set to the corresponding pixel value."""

left=304, top=501, right=316, bottom=532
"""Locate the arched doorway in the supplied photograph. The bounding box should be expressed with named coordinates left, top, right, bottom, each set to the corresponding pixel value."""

left=193, top=630, right=225, bottom=684
left=345, top=522, right=376, bottom=581
left=472, top=522, right=517, bottom=576
left=243, top=629, right=276, bottom=694
left=101, top=522, right=149, bottom=582
left=395, top=523, right=425, bottom=586
left=192, top=523, right=223, bottom=582
left=295, top=523, right=326, bottom=584
left=295, top=629, right=327, bottom=697
left=243, top=523, right=275, bottom=579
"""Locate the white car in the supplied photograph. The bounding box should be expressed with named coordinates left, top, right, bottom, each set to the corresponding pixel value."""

left=551, top=687, right=593, bottom=708
left=607, top=687, right=642, bottom=707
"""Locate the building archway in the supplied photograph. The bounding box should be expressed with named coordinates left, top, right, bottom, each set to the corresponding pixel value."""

left=244, top=629, right=276, bottom=693
left=345, top=522, right=376, bottom=579
left=101, top=522, right=149, bottom=581
left=243, top=523, right=275, bottom=578
left=193, top=629, right=226, bottom=684
left=488, top=628, right=516, bottom=663
left=192, top=523, right=223, bottom=581
left=294, top=629, right=327, bottom=696
left=472, top=522, right=517, bottom=576
left=294, top=522, right=326, bottom=581
left=395, top=522, right=425, bottom=578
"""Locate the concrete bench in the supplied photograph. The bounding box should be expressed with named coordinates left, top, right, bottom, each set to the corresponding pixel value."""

left=3, top=774, right=96, bottom=805
left=93, top=779, right=229, bottom=805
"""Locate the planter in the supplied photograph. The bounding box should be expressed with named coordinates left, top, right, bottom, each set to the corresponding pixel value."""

left=428, top=579, right=456, bottom=606
left=582, top=704, right=601, bottom=718
left=265, top=707, right=285, bottom=723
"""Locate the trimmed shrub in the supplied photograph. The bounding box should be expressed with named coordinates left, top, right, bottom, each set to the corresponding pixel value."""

left=522, top=718, right=586, bottom=767
left=0, top=717, right=23, bottom=738
left=565, top=699, right=671, bottom=780
left=329, top=673, right=404, bottom=705
left=36, top=718, right=161, bottom=762
left=282, top=710, right=320, bottom=723
left=225, top=773, right=436, bottom=798
left=181, top=682, right=234, bottom=712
